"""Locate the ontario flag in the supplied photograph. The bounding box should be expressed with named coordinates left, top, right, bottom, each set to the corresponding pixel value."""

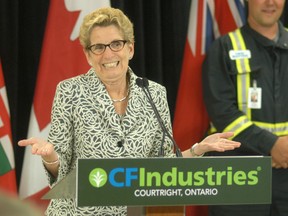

left=19, top=0, right=110, bottom=211
left=173, top=0, right=246, bottom=215
left=0, top=60, right=17, bottom=195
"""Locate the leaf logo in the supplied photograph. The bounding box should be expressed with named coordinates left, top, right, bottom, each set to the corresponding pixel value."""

left=89, top=168, right=108, bottom=188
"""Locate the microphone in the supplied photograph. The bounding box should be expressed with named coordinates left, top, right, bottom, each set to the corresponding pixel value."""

left=136, top=77, right=183, bottom=157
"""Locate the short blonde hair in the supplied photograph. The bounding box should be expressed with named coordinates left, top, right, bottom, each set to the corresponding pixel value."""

left=79, top=7, right=134, bottom=49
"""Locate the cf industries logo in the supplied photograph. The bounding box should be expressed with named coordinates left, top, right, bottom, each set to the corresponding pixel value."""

left=89, top=167, right=138, bottom=188
left=88, top=166, right=261, bottom=188
left=89, top=168, right=108, bottom=188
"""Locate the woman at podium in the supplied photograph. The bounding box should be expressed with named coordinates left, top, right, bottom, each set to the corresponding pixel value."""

left=18, top=7, right=240, bottom=216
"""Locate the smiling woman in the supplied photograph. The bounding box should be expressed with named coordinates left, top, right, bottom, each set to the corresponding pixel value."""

left=16, top=6, right=240, bottom=216
left=79, top=8, right=135, bottom=117
left=3, top=0, right=288, bottom=215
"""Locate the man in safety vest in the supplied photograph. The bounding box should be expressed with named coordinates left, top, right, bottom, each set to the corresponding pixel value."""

left=202, top=1, right=288, bottom=216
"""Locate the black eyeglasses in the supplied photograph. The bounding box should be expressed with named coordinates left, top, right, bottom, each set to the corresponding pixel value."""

left=87, top=40, right=127, bottom=55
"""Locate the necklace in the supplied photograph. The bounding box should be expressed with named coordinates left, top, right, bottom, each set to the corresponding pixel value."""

left=111, top=89, right=129, bottom=103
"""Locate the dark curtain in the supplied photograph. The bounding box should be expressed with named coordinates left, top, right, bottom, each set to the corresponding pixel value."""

left=112, top=0, right=190, bottom=102
left=1, top=0, right=288, bottom=188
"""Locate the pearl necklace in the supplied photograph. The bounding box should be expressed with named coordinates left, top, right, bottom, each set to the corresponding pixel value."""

left=111, top=89, right=129, bottom=103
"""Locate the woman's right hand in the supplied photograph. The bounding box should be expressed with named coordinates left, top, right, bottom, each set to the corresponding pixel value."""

left=18, top=137, right=57, bottom=161
left=18, top=137, right=59, bottom=177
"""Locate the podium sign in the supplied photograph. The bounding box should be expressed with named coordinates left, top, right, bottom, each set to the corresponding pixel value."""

left=77, top=156, right=271, bottom=207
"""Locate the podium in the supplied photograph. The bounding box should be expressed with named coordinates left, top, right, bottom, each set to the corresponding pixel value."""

left=43, top=156, right=271, bottom=214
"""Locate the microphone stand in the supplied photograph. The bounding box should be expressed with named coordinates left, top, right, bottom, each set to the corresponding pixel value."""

left=136, top=78, right=183, bottom=157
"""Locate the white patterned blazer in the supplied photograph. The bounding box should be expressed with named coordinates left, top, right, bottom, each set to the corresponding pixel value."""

left=45, top=68, right=175, bottom=215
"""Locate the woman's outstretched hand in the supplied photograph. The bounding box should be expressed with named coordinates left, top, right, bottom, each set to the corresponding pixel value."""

left=18, top=137, right=55, bottom=157
left=195, top=132, right=241, bottom=155
left=18, top=137, right=59, bottom=177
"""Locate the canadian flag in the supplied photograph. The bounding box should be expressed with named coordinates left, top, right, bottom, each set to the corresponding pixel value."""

left=19, top=0, right=110, bottom=210
left=173, top=0, right=246, bottom=215
left=0, top=60, right=17, bottom=195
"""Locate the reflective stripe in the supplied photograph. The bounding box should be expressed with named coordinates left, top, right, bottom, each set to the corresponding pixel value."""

left=229, top=30, right=251, bottom=73
left=223, top=116, right=253, bottom=137
left=254, top=121, right=288, bottom=136
left=229, top=29, right=251, bottom=119
left=210, top=118, right=288, bottom=137
left=209, top=123, right=217, bottom=134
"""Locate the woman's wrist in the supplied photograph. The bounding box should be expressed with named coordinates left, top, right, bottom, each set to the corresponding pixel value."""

left=42, top=153, right=59, bottom=165
left=42, top=158, right=59, bottom=165
left=190, top=143, right=204, bottom=157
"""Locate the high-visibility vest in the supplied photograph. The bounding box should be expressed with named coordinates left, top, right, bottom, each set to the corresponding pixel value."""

left=210, top=29, right=288, bottom=137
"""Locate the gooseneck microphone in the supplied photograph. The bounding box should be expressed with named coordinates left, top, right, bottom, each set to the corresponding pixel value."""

left=136, top=77, right=183, bottom=157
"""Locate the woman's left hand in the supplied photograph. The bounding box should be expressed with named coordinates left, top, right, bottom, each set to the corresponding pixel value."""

left=195, top=132, right=241, bottom=155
